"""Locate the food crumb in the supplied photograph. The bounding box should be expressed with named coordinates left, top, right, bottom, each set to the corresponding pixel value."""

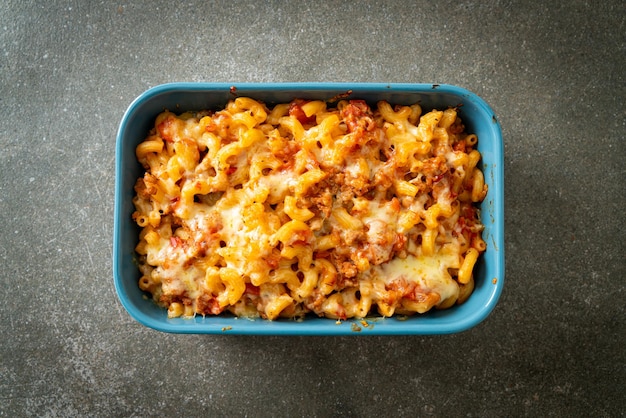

left=360, top=320, right=369, bottom=328
left=492, top=278, right=498, bottom=284
left=351, top=323, right=362, bottom=332
left=335, top=320, right=342, bottom=325
left=221, top=326, right=232, bottom=332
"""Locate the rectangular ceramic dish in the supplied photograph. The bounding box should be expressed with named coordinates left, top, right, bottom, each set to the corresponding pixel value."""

left=113, top=82, right=504, bottom=335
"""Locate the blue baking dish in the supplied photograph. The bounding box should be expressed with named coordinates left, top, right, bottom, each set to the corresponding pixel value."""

left=113, top=82, right=504, bottom=335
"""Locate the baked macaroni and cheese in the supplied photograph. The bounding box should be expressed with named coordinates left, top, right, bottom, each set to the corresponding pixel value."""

left=132, top=97, right=487, bottom=320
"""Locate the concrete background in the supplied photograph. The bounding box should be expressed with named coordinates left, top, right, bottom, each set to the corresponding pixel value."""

left=1, top=1, right=624, bottom=416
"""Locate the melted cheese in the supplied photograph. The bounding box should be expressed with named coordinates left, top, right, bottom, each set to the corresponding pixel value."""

left=219, top=204, right=245, bottom=238
left=373, top=253, right=460, bottom=305
left=258, top=171, right=294, bottom=204
left=133, top=98, right=487, bottom=320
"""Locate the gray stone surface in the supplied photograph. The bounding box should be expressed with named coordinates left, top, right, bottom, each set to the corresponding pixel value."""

left=1, top=1, right=624, bottom=416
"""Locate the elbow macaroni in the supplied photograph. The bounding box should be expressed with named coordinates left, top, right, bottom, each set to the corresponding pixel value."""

left=132, top=98, right=488, bottom=320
